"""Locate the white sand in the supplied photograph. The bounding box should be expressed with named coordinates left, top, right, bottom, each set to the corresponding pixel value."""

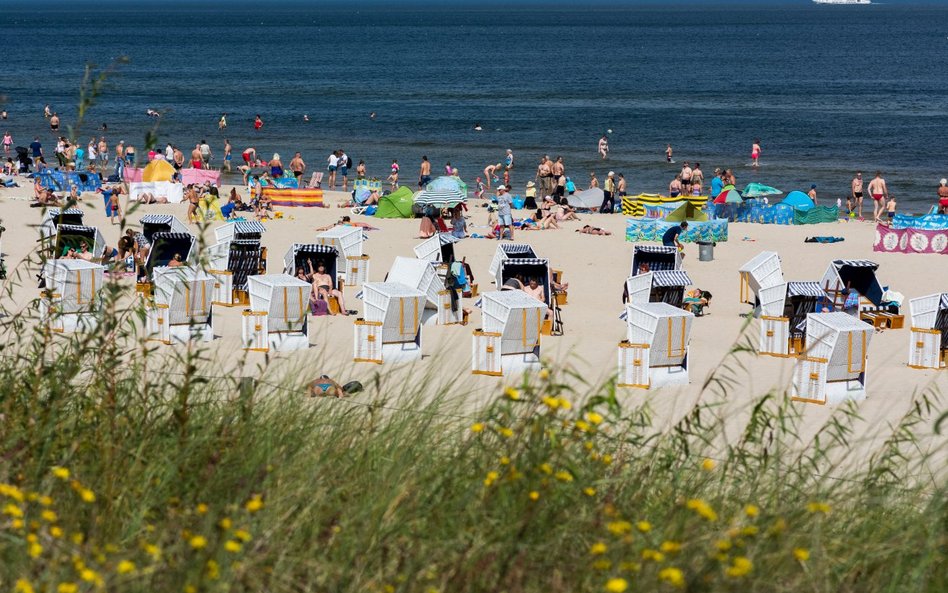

left=1, top=182, right=945, bottom=473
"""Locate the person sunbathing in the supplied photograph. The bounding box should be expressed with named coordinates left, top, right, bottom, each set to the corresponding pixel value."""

left=522, top=277, right=554, bottom=319
left=682, top=289, right=712, bottom=316
left=555, top=204, right=580, bottom=221
left=167, top=253, right=184, bottom=268
left=308, top=260, right=348, bottom=315
left=575, top=225, right=611, bottom=235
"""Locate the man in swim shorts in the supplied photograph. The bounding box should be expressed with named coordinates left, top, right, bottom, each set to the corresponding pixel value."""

left=851, top=171, right=864, bottom=219
left=867, top=171, right=888, bottom=223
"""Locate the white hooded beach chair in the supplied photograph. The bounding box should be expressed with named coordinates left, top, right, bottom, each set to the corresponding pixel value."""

left=242, top=274, right=312, bottom=352
left=316, top=225, right=369, bottom=285
left=757, top=281, right=826, bottom=357
left=791, top=312, right=872, bottom=405
left=472, top=290, right=546, bottom=376
left=386, top=256, right=441, bottom=310
left=207, top=221, right=267, bottom=306
left=414, top=232, right=460, bottom=264
left=146, top=266, right=215, bottom=344
left=39, top=208, right=85, bottom=243
left=908, top=293, right=948, bottom=370
left=630, top=245, right=682, bottom=277
left=39, top=259, right=104, bottom=332
left=488, top=243, right=538, bottom=279
left=354, top=281, right=426, bottom=364
left=141, top=214, right=190, bottom=240
left=820, top=259, right=885, bottom=310
left=618, top=302, right=694, bottom=389
left=54, top=224, right=106, bottom=261
left=625, top=270, right=693, bottom=307
left=738, top=251, right=783, bottom=314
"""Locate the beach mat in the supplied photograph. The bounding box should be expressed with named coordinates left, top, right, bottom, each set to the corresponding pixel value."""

left=263, top=188, right=324, bottom=207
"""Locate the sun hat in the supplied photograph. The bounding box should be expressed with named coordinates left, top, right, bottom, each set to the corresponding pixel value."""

left=497, top=185, right=507, bottom=191
left=941, top=178, right=947, bottom=185
left=608, top=171, right=615, bottom=177
left=526, top=181, right=535, bottom=188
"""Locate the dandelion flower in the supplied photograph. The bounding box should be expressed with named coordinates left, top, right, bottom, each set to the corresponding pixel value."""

left=79, top=489, right=96, bottom=504
left=590, top=542, right=607, bottom=555
left=660, top=541, right=682, bottom=553
left=539, top=463, right=553, bottom=475
left=575, top=420, right=591, bottom=432
left=636, top=520, right=652, bottom=533
left=245, top=495, right=264, bottom=513
left=606, top=520, right=632, bottom=535
left=144, top=543, right=161, bottom=560
left=541, top=396, right=560, bottom=410
left=49, top=526, right=63, bottom=538
left=206, top=559, right=220, bottom=580
left=793, top=548, right=810, bottom=562
left=225, top=540, right=243, bottom=553
left=557, top=397, right=572, bottom=410
left=528, top=491, right=540, bottom=501
left=604, top=577, right=628, bottom=592
left=14, top=579, right=34, bottom=593
left=554, top=470, right=574, bottom=483
left=538, top=368, right=550, bottom=380
left=79, top=569, right=99, bottom=583
left=189, top=535, right=207, bottom=550
left=233, top=529, right=252, bottom=542
left=28, top=542, right=43, bottom=558
left=498, top=427, right=514, bottom=438
left=658, top=567, right=685, bottom=588
left=218, top=517, right=233, bottom=530
left=701, top=458, right=716, bottom=471
left=470, top=423, right=484, bottom=433
left=584, top=487, right=596, bottom=496
left=38, top=496, right=53, bottom=507
left=3, top=503, right=23, bottom=518
left=499, top=456, right=510, bottom=465
left=806, top=502, right=831, bottom=515
left=117, top=560, right=136, bottom=574
left=641, top=549, right=665, bottom=562
left=51, top=467, right=70, bottom=480
left=483, top=471, right=500, bottom=487
left=715, top=539, right=732, bottom=551
left=504, top=387, right=521, bottom=401
left=725, top=556, right=753, bottom=577
left=184, top=585, right=197, bottom=593
left=744, top=504, right=759, bottom=517
left=196, top=504, right=208, bottom=515
left=586, top=412, right=604, bottom=425
left=40, top=510, right=57, bottom=523
left=57, top=584, right=78, bottom=593
left=741, top=526, right=759, bottom=537
left=0, top=484, right=25, bottom=502
left=686, top=498, right=718, bottom=522
left=71, top=533, right=84, bottom=545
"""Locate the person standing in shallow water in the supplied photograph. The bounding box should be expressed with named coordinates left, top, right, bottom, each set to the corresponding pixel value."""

left=598, top=135, right=609, bottom=159
left=751, top=139, right=761, bottom=167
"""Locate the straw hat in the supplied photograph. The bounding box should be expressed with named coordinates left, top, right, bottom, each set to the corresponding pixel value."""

left=608, top=171, right=615, bottom=177
left=526, top=181, right=536, bottom=188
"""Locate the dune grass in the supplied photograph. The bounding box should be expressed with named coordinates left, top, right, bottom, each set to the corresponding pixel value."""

left=0, top=275, right=945, bottom=593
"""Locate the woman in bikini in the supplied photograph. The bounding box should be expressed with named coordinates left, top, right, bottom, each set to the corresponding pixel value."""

left=751, top=139, right=761, bottom=167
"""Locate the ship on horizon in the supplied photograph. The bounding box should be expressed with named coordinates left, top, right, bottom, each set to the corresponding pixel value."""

left=813, top=0, right=871, bottom=5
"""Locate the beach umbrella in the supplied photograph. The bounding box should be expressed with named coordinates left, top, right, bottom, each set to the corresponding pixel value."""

left=414, top=186, right=466, bottom=208
left=741, top=183, right=782, bottom=198
left=713, top=186, right=744, bottom=204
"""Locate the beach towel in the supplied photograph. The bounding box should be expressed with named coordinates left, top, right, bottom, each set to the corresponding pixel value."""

left=263, top=188, right=324, bottom=207
left=804, top=236, right=845, bottom=243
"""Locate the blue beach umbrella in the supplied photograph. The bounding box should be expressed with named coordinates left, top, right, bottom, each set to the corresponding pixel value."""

left=741, top=183, right=782, bottom=198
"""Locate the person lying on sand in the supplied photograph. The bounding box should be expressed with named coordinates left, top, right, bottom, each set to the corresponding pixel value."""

left=308, top=375, right=363, bottom=398
left=575, top=225, right=611, bottom=235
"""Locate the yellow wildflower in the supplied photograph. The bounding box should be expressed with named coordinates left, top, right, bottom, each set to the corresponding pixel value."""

left=590, top=542, right=608, bottom=555
left=541, top=396, right=560, bottom=409
left=57, top=584, right=78, bottom=593
left=117, top=560, right=136, bottom=574
left=79, top=569, right=99, bottom=583
left=483, top=471, right=500, bottom=487
left=586, top=412, right=604, bottom=425
left=470, top=423, right=484, bottom=433
left=806, top=502, right=831, bottom=515
left=793, top=548, right=810, bottom=562
left=51, top=467, right=70, bottom=480
left=557, top=397, right=572, bottom=410
left=686, top=498, right=718, bottom=522
left=71, top=533, right=84, bottom=545
left=592, top=559, right=612, bottom=570
left=79, top=489, right=95, bottom=504
left=28, top=542, right=43, bottom=558
left=218, top=517, right=233, bottom=530
left=539, top=463, right=553, bottom=475
left=225, top=540, right=243, bottom=553
left=770, top=518, right=787, bottom=535
left=584, top=487, right=597, bottom=497
left=11, top=518, right=24, bottom=530
left=642, top=549, right=665, bottom=562
left=0, top=484, right=25, bottom=502
left=50, top=526, right=63, bottom=538
left=233, top=529, right=252, bottom=542
left=497, top=427, right=514, bottom=438
left=38, top=496, right=52, bottom=507
left=504, top=387, right=521, bottom=401
left=741, top=526, right=759, bottom=537
left=606, top=520, right=632, bottom=535
left=144, top=543, right=161, bottom=560
left=528, top=491, right=540, bottom=502
left=196, top=504, right=208, bottom=515
left=658, top=567, right=685, bottom=588
left=661, top=541, right=682, bottom=553
left=206, top=559, right=220, bottom=580
left=701, top=458, right=716, bottom=471
left=245, top=495, right=264, bottom=513
left=604, top=577, right=628, bottom=592
left=3, top=503, right=23, bottom=518
left=184, top=585, right=197, bottom=593
left=726, top=556, right=753, bottom=578
left=40, top=510, right=57, bottom=522
left=554, top=470, right=574, bottom=483
left=189, top=535, right=207, bottom=549
left=575, top=420, right=591, bottom=432
left=744, top=504, right=760, bottom=518
left=538, top=368, right=550, bottom=380
left=499, top=456, right=510, bottom=465
left=636, top=520, right=652, bottom=533
left=15, top=579, right=34, bottom=593
left=715, top=539, right=732, bottom=551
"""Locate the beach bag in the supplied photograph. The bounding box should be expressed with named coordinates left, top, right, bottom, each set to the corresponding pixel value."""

left=346, top=155, right=353, bottom=168
left=310, top=298, right=330, bottom=316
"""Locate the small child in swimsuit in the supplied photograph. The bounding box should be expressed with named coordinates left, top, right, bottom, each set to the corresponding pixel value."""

left=886, top=196, right=897, bottom=223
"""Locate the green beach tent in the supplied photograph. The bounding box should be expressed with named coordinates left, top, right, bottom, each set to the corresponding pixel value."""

left=375, top=187, right=415, bottom=218
left=665, top=201, right=708, bottom=222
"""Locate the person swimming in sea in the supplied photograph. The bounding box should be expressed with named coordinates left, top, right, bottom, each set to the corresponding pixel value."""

left=473, top=122, right=483, bottom=131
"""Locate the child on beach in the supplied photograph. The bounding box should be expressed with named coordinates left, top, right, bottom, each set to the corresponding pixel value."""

left=109, top=186, right=123, bottom=225
left=475, top=177, right=485, bottom=199
left=886, top=196, right=897, bottom=223
left=388, top=160, right=399, bottom=189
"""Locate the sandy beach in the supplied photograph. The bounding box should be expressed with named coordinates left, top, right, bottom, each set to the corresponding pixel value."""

left=1, top=181, right=945, bottom=470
